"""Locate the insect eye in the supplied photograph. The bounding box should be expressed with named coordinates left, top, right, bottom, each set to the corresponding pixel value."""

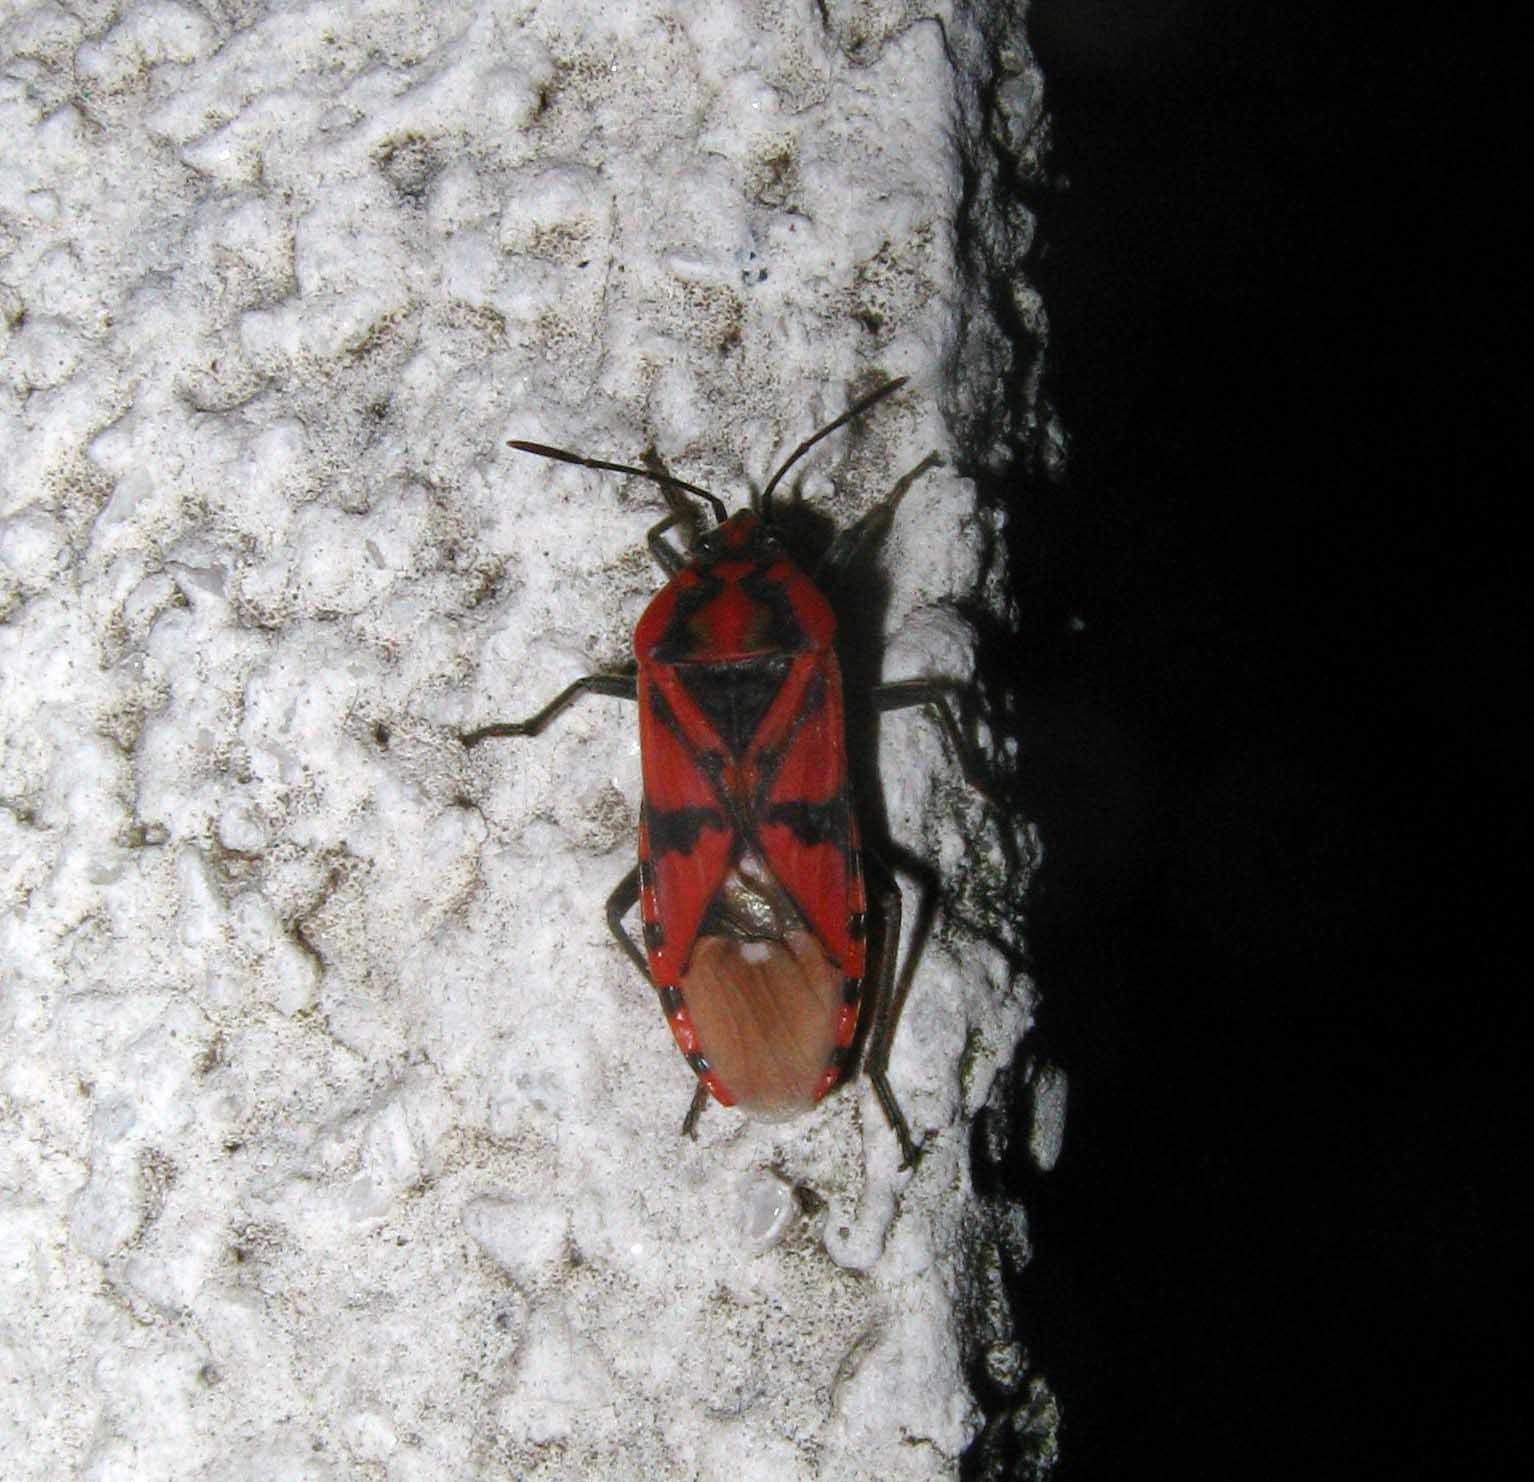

left=695, top=531, right=721, bottom=559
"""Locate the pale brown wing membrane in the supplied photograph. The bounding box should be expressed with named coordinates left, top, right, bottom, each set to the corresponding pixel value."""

left=680, top=924, right=844, bottom=1120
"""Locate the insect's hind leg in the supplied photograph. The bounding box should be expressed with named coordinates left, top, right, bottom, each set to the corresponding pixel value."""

left=604, top=863, right=651, bottom=981
left=460, top=671, right=637, bottom=746
left=681, top=1081, right=709, bottom=1140
left=606, top=865, right=710, bottom=1142
left=861, top=848, right=922, bottom=1170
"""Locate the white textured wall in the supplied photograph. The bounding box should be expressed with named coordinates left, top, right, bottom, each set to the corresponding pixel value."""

left=1, top=2, right=1047, bottom=1476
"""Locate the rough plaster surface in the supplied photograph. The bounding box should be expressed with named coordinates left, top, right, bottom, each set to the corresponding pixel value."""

left=1, top=2, right=1052, bottom=1476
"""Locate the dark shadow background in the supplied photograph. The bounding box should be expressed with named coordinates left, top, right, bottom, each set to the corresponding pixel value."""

left=994, top=4, right=1521, bottom=1476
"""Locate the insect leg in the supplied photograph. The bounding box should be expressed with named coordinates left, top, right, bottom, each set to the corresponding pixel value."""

left=872, top=679, right=995, bottom=803
left=646, top=512, right=687, bottom=576
left=602, top=863, right=652, bottom=982
left=460, top=672, right=637, bottom=746
left=681, top=1081, right=709, bottom=1140
left=813, top=452, right=943, bottom=579
left=861, top=847, right=922, bottom=1170
left=610, top=861, right=710, bottom=1142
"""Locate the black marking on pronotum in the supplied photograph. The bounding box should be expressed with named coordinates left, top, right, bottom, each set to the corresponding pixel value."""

left=739, top=563, right=810, bottom=652
left=644, top=920, right=665, bottom=948
left=653, top=569, right=725, bottom=662
left=765, top=794, right=850, bottom=850
left=676, top=655, right=792, bottom=758
left=646, top=803, right=727, bottom=859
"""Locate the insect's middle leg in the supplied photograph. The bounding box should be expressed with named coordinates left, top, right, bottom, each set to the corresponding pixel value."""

left=460, top=671, right=637, bottom=746
left=872, top=678, right=996, bottom=804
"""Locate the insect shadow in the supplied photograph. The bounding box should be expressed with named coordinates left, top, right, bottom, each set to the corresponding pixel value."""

left=782, top=452, right=1005, bottom=1148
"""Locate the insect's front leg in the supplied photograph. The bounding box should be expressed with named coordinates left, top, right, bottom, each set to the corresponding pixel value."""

left=645, top=513, right=688, bottom=576
left=813, top=452, right=944, bottom=579
left=460, top=671, right=637, bottom=746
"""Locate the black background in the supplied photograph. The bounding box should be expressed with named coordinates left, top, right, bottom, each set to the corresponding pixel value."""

left=998, top=4, right=1520, bottom=1477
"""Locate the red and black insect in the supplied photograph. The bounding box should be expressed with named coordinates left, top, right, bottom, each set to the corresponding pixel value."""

left=464, top=379, right=989, bottom=1167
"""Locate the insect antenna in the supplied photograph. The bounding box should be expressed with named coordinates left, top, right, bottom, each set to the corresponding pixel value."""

left=508, top=439, right=729, bottom=525
left=759, top=377, right=909, bottom=524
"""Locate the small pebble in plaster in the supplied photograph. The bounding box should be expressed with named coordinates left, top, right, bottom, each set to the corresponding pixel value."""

left=738, top=1170, right=794, bottom=1252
